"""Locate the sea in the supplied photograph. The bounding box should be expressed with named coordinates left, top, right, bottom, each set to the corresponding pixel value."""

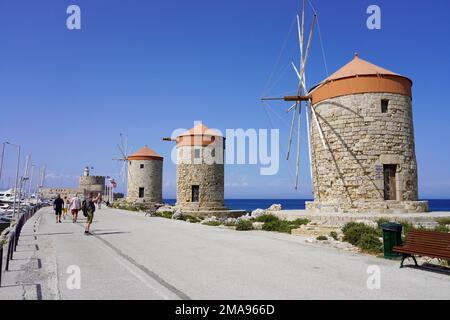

left=165, top=199, right=450, bottom=213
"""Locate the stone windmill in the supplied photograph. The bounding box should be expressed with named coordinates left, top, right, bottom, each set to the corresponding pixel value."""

left=262, top=0, right=428, bottom=213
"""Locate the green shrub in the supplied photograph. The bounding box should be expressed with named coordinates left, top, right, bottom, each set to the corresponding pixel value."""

left=433, top=224, right=450, bottom=233
left=262, top=220, right=294, bottom=233
left=357, top=233, right=383, bottom=254
left=203, top=221, right=222, bottom=227
left=436, top=217, right=450, bottom=226
left=376, top=218, right=390, bottom=228
left=329, top=231, right=338, bottom=240
left=255, top=214, right=279, bottom=223
left=342, top=222, right=379, bottom=246
left=291, top=218, right=310, bottom=227
left=154, top=211, right=173, bottom=219
left=182, top=215, right=202, bottom=223
left=235, top=220, right=253, bottom=231
left=316, top=235, right=328, bottom=241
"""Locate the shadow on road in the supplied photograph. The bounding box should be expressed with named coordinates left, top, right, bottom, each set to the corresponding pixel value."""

left=404, top=263, right=450, bottom=276
left=91, top=231, right=131, bottom=236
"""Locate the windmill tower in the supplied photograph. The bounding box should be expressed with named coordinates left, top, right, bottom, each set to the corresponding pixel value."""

left=164, top=122, right=226, bottom=212
left=263, top=1, right=428, bottom=213
left=126, top=146, right=163, bottom=204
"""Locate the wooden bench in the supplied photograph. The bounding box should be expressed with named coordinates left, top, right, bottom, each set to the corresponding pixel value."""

left=393, top=229, right=450, bottom=268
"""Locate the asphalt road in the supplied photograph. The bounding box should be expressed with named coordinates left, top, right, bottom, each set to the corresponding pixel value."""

left=6, top=207, right=450, bottom=300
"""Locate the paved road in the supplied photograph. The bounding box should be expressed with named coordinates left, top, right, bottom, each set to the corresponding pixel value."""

left=2, top=207, right=449, bottom=300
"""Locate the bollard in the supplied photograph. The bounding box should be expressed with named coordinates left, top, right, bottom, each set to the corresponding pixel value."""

left=9, top=231, right=15, bottom=261
left=5, top=232, right=13, bottom=271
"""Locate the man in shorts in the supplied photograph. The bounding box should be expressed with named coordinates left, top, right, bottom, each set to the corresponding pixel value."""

left=53, top=194, right=64, bottom=223
left=83, top=193, right=99, bottom=234
left=69, top=194, right=82, bottom=223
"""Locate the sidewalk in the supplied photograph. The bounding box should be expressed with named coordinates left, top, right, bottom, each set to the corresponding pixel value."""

left=1, top=206, right=449, bottom=300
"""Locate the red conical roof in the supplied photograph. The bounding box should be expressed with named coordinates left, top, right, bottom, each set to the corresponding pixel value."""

left=177, top=123, right=222, bottom=138
left=325, top=53, right=403, bottom=81
left=128, top=146, right=163, bottom=161
left=176, top=123, right=223, bottom=147
left=310, top=54, right=412, bottom=104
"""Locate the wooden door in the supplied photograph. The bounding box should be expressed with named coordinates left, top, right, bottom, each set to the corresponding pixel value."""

left=383, top=165, right=397, bottom=200
left=191, top=185, right=200, bottom=203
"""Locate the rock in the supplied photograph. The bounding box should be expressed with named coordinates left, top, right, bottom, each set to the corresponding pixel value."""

left=145, top=204, right=159, bottom=216
left=355, top=219, right=378, bottom=229
left=251, top=209, right=266, bottom=218
left=172, top=209, right=183, bottom=220
left=156, top=205, right=175, bottom=214
left=267, top=204, right=282, bottom=211
left=237, top=215, right=253, bottom=223
left=252, top=222, right=264, bottom=230
left=202, top=216, right=218, bottom=224
left=224, top=218, right=237, bottom=225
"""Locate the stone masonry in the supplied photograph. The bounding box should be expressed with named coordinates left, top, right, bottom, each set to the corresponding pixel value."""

left=176, top=144, right=225, bottom=211
left=127, top=159, right=163, bottom=204
left=306, top=93, right=428, bottom=213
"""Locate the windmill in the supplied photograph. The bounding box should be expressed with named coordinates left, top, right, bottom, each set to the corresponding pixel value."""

left=112, top=134, right=132, bottom=186
left=262, top=0, right=329, bottom=190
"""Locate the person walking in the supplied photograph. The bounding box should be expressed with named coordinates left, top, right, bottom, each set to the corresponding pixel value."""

left=69, top=194, right=82, bottom=223
left=82, top=193, right=99, bottom=235
left=97, top=193, right=103, bottom=210
left=62, top=196, right=69, bottom=220
left=53, top=194, right=64, bottom=223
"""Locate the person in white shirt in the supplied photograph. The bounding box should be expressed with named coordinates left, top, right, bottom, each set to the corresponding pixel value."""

left=69, top=194, right=82, bottom=223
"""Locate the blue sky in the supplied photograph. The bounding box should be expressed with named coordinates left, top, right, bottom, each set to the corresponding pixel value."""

left=0, top=0, right=449, bottom=199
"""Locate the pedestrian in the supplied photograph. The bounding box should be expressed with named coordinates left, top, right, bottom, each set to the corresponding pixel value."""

left=63, top=196, right=69, bottom=220
left=82, top=192, right=99, bottom=235
left=53, top=194, right=64, bottom=223
left=97, top=193, right=103, bottom=210
left=69, top=194, right=82, bottom=223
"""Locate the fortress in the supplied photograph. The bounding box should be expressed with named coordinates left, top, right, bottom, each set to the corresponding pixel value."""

left=40, top=167, right=106, bottom=199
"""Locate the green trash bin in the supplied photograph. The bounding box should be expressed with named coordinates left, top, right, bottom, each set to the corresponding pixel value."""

left=381, top=223, right=403, bottom=259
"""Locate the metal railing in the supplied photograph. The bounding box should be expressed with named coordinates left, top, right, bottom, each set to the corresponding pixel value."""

left=0, top=203, right=42, bottom=287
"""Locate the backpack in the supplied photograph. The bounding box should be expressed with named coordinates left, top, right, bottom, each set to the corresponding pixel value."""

left=81, top=200, right=95, bottom=216
left=81, top=200, right=88, bottom=217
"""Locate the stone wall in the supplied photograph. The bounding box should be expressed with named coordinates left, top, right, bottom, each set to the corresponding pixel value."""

left=79, top=176, right=105, bottom=195
left=39, top=188, right=83, bottom=200
left=176, top=146, right=225, bottom=211
left=127, top=159, right=163, bottom=204
left=308, top=92, right=426, bottom=213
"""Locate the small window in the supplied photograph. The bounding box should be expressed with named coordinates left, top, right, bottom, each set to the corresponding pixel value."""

left=140, top=164, right=145, bottom=169
left=194, top=149, right=201, bottom=159
left=211, top=149, right=216, bottom=157
left=381, top=99, right=389, bottom=113
left=139, top=188, right=145, bottom=198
